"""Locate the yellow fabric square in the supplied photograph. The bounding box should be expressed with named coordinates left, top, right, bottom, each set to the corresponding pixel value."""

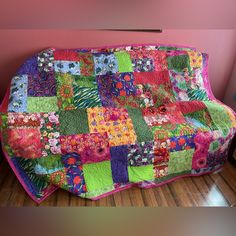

left=87, top=107, right=137, bottom=146
left=187, top=51, right=203, bottom=68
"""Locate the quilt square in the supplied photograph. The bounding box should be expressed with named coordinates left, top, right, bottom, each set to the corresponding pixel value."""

left=27, top=97, right=58, bottom=112
left=77, top=52, right=94, bottom=76
left=114, top=51, right=133, bottom=72
left=132, top=58, right=154, bottom=72
left=28, top=72, right=56, bottom=97
left=40, top=112, right=61, bottom=156
left=83, top=161, right=114, bottom=193
left=7, top=113, right=41, bottom=128
left=54, top=50, right=80, bottom=61
left=133, top=71, right=170, bottom=86
left=93, top=53, right=118, bottom=75
left=110, top=145, right=129, bottom=183
left=7, top=128, right=42, bottom=158
left=65, top=166, right=87, bottom=194
left=38, top=48, right=54, bottom=73
left=127, top=141, right=154, bottom=166
left=167, top=54, right=191, bottom=73
left=153, top=139, right=170, bottom=164
left=55, top=73, right=76, bottom=111
left=169, top=134, right=196, bottom=152
left=187, top=51, right=203, bottom=68
left=73, top=83, right=102, bottom=108
left=60, top=132, right=111, bottom=164
left=8, top=75, right=28, bottom=112
left=168, top=149, right=194, bottom=174
left=128, top=165, right=154, bottom=183
left=127, top=107, right=153, bottom=142
left=54, top=60, right=81, bottom=75
left=87, top=107, right=137, bottom=146
left=111, top=73, right=136, bottom=97
left=59, top=109, right=89, bottom=135
left=96, top=74, right=115, bottom=107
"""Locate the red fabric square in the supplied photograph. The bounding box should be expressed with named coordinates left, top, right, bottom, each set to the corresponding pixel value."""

left=54, top=50, right=80, bottom=61
left=133, top=71, right=170, bottom=85
left=7, top=128, right=42, bottom=158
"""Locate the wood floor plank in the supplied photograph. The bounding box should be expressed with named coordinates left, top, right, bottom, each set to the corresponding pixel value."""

left=96, top=195, right=116, bottom=207
left=140, top=188, right=158, bottom=207
left=0, top=166, right=16, bottom=206
left=128, top=188, right=145, bottom=207
left=8, top=180, right=27, bottom=207
left=69, top=194, right=86, bottom=207
left=54, top=189, right=70, bottom=206
left=184, top=178, right=208, bottom=206
left=220, top=163, right=236, bottom=193
left=168, top=178, right=197, bottom=206
left=153, top=185, right=177, bottom=207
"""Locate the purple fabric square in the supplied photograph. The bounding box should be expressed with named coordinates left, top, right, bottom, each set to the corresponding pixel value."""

left=110, top=145, right=129, bottom=183
left=17, top=56, right=38, bottom=76
left=96, top=75, right=116, bottom=107
left=28, top=71, right=56, bottom=96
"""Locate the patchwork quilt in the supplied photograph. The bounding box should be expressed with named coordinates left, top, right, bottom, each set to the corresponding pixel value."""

left=0, top=44, right=236, bottom=203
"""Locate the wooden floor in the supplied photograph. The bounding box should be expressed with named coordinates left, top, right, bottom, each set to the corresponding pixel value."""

left=0, top=159, right=236, bottom=207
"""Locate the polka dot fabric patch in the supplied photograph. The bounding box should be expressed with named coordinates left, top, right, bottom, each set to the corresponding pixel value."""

left=1, top=45, right=236, bottom=203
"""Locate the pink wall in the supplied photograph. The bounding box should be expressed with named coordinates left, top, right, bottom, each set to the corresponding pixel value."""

left=0, top=29, right=236, bottom=102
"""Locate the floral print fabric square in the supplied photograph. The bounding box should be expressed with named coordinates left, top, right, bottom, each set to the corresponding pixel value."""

left=87, top=107, right=137, bottom=146
left=127, top=141, right=154, bottom=166
left=40, top=112, right=61, bottom=157
left=60, top=132, right=110, bottom=164
left=7, top=128, right=42, bottom=158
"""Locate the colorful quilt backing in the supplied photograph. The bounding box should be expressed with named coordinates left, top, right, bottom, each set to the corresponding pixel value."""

left=0, top=44, right=236, bottom=203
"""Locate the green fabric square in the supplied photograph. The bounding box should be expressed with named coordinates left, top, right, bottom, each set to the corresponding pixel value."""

left=73, top=84, right=102, bottom=108
left=59, top=109, right=89, bottom=135
left=27, top=97, right=58, bottom=112
left=128, top=165, right=154, bottom=183
left=127, top=107, right=153, bottom=142
left=115, top=51, right=133, bottom=72
left=203, top=101, right=233, bottom=134
left=167, top=55, right=191, bottom=72
left=74, top=75, right=97, bottom=88
left=83, top=161, right=113, bottom=193
left=168, top=149, right=194, bottom=174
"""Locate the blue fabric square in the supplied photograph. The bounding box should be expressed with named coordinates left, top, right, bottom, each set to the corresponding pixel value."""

left=110, top=145, right=129, bottom=183
left=54, top=60, right=80, bottom=75
left=8, top=75, right=28, bottom=112
left=93, top=53, right=118, bottom=75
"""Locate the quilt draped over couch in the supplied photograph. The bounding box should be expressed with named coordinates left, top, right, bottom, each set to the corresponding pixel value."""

left=0, top=44, right=235, bottom=203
